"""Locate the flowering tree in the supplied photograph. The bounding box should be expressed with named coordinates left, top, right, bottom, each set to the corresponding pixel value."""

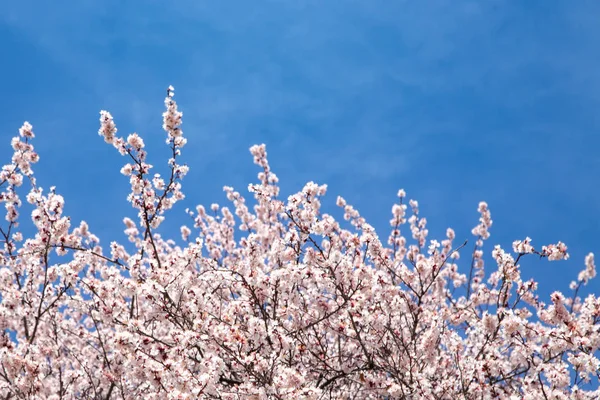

left=0, top=87, right=598, bottom=400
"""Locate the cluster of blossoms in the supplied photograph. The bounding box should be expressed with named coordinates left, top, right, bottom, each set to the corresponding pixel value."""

left=0, top=88, right=598, bottom=399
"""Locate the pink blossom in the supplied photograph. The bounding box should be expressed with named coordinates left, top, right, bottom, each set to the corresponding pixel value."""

left=512, top=236, right=534, bottom=254
left=0, top=88, right=596, bottom=399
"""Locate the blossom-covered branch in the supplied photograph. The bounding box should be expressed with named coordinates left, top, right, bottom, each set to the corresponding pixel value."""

left=0, top=88, right=597, bottom=399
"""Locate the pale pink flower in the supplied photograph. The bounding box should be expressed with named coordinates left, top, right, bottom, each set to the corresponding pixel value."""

left=512, top=236, right=534, bottom=254
left=127, top=133, right=145, bottom=149
left=577, top=253, right=596, bottom=284
left=542, top=241, right=569, bottom=261
left=18, top=121, right=35, bottom=138
left=98, top=110, right=117, bottom=143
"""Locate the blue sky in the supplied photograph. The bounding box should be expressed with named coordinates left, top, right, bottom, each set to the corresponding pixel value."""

left=1, top=0, right=599, bottom=301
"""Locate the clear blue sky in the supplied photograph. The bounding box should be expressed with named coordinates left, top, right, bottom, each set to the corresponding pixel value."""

left=1, top=1, right=599, bottom=301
